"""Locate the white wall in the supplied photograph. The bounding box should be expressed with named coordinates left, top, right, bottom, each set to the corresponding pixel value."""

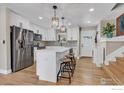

left=29, top=23, right=45, bottom=34
left=104, top=4, right=124, bottom=21
left=0, top=6, right=11, bottom=74
left=9, top=9, right=45, bottom=34
left=9, top=10, right=30, bottom=29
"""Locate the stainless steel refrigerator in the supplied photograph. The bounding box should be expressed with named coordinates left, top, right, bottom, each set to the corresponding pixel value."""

left=10, top=25, right=34, bottom=72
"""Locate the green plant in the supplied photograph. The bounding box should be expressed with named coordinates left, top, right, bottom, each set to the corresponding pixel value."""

left=102, top=23, right=115, bottom=35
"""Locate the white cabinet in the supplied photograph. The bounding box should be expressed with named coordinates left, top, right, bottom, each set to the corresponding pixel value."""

left=67, top=28, right=78, bottom=41
left=47, top=29, right=56, bottom=41
left=72, top=29, right=78, bottom=40
left=67, top=29, right=72, bottom=41
left=42, top=29, right=56, bottom=41
left=42, top=28, right=78, bottom=41
left=42, top=30, right=48, bottom=41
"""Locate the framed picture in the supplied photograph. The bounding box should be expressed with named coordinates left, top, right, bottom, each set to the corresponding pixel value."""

left=116, top=13, right=124, bottom=36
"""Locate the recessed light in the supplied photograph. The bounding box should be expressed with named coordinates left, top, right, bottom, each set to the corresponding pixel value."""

left=38, top=16, right=43, bottom=20
left=87, top=21, right=91, bottom=23
left=89, top=8, right=94, bottom=12
left=68, top=23, right=71, bottom=26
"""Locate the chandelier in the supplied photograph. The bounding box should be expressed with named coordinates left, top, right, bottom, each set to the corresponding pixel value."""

left=52, top=5, right=59, bottom=28
left=60, top=17, right=66, bottom=32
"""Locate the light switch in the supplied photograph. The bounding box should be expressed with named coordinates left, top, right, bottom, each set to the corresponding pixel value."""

left=3, top=40, right=5, bottom=44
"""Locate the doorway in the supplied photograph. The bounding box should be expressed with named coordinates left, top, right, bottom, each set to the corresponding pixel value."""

left=80, top=30, right=95, bottom=57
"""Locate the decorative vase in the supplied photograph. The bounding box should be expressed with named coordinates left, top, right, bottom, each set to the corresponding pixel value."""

left=106, top=32, right=113, bottom=38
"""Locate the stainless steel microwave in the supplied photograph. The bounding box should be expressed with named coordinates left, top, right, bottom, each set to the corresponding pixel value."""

left=33, top=33, right=42, bottom=41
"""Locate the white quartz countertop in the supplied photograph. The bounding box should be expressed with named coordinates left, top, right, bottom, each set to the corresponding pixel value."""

left=36, top=46, right=71, bottom=53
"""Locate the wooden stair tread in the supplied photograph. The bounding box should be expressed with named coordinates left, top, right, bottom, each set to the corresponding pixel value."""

left=103, top=66, right=122, bottom=85
left=116, top=57, right=124, bottom=61
left=110, top=62, right=124, bottom=74
left=103, top=56, right=124, bottom=85
left=116, top=58, right=124, bottom=62
left=108, top=65, right=124, bottom=83
left=109, top=64, right=124, bottom=77
left=116, top=60, right=124, bottom=66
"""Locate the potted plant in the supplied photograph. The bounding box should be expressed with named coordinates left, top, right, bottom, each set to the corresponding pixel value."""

left=102, top=23, right=115, bottom=38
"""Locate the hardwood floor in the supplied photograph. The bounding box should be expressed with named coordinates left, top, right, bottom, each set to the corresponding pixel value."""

left=103, top=56, right=124, bottom=85
left=0, top=58, right=115, bottom=85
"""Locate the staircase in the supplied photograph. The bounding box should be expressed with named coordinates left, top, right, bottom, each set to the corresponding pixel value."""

left=103, top=56, right=124, bottom=85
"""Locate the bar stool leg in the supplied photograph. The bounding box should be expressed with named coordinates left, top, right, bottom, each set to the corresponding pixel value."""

left=68, top=71, right=71, bottom=84
left=57, top=63, right=64, bottom=82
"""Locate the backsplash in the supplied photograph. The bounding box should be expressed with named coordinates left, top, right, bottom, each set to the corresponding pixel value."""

left=45, top=41, right=77, bottom=47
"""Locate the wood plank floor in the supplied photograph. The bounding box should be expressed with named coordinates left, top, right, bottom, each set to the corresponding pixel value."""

left=0, top=58, right=115, bottom=85
left=103, top=57, right=124, bottom=85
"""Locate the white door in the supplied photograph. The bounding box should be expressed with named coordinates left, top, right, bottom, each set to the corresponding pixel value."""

left=81, top=31, right=95, bottom=57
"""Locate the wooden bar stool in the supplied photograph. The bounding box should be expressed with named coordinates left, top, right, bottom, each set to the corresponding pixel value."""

left=57, top=57, right=73, bottom=84
left=69, top=48, right=76, bottom=70
left=65, top=53, right=76, bottom=76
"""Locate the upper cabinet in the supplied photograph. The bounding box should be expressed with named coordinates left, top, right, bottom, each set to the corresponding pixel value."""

left=42, top=29, right=56, bottom=41
left=67, top=28, right=78, bottom=41
left=42, top=27, right=79, bottom=41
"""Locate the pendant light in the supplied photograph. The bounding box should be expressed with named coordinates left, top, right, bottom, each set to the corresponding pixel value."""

left=52, top=5, right=59, bottom=28
left=60, top=17, right=66, bottom=32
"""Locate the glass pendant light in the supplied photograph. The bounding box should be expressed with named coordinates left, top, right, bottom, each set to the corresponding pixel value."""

left=60, top=17, right=66, bottom=32
left=52, top=5, right=59, bottom=28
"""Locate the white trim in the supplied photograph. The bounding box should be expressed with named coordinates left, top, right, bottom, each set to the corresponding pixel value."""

left=96, top=64, right=102, bottom=67
left=105, top=46, right=124, bottom=64
left=77, top=56, right=80, bottom=59
left=0, top=69, right=12, bottom=74
left=100, top=37, right=124, bottom=42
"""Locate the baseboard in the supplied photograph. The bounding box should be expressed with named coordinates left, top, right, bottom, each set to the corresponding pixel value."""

left=77, top=57, right=80, bottom=59
left=96, top=64, right=102, bottom=67
left=0, top=69, right=12, bottom=74
left=104, top=61, right=109, bottom=65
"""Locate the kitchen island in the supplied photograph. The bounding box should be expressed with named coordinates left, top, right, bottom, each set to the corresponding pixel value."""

left=35, top=46, right=71, bottom=83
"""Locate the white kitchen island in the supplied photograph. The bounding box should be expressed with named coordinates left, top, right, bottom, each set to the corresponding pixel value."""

left=35, top=46, right=71, bottom=83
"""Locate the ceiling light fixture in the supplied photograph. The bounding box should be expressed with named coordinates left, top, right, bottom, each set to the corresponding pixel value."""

left=89, top=8, right=94, bottom=12
left=52, top=5, right=59, bottom=28
left=38, top=16, right=43, bottom=20
left=87, top=21, right=91, bottom=23
left=68, top=23, right=71, bottom=26
left=60, top=17, right=66, bottom=32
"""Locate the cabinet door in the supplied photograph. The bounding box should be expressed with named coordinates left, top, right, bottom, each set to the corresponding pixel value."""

left=47, top=29, right=56, bottom=41
left=67, top=29, right=72, bottom=41
left=52, top=29, right=56, bottom=41
left=45, top=30, right=49, bottom=41
left=42, top=30, right=48, bottom=41
left=51, top=29, right=56, bottom=41
left=42, top=30, right=45, bottom=41
left=72, top=29, right=78, bottom=40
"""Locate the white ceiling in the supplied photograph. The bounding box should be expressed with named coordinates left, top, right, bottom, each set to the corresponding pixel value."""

left=0, top=3, right=115, bottom=29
